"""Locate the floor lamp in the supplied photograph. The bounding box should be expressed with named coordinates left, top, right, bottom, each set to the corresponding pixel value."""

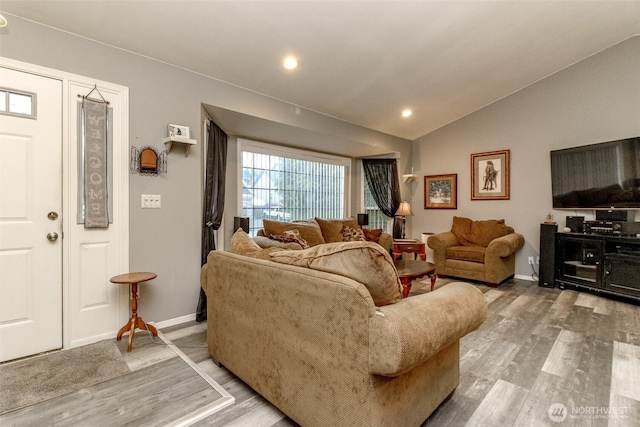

left=395, top=201, right=414, bottom=239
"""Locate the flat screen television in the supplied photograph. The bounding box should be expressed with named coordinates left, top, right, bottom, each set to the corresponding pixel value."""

left=550, top=136, right=640, bottom=209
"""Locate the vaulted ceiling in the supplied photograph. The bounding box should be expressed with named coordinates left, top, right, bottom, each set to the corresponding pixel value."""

left=2, top=1, right=639, bottom=140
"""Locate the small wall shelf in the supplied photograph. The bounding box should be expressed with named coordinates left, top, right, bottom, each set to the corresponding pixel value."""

left=163, top=136, right=196, bottom=157
left=403, top=174, right=418, bottom=183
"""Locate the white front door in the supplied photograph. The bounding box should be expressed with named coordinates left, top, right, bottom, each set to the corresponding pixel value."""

left=0, top=67, right=63, bottom=362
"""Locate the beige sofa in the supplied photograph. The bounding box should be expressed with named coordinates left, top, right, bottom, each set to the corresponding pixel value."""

left=253, top=217, right=393, bottom=253
left=428, top=216, right=525, bottom=287
left=201, top=231, right=487, bottom=426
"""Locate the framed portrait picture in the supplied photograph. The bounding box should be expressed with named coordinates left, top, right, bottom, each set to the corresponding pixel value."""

left=471, top=149, right=510, bottom=200
left=168, top=124, right=190, bottom=138
left=424, top=174, right=457, bottom=209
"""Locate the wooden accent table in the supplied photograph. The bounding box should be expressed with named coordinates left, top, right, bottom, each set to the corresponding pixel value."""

left=110, top=272, right=157, bottom=352
left=393, top=240, right=426, bottom=261
left=394, top=260, right=437, bottom=297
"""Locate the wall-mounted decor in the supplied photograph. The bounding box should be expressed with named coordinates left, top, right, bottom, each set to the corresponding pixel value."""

left=403, top=167, right=418, bottom=183
left=163, top=123, right=197, bottom=156
left=77, top=96, right=114, bottom=226
left=80, top=86, right=109, bottom=228
left=168, top=123, right=189, bottom=138
left=130, top=145, right=167, bottom=176
left=424, top=174, right=457, bottom=209
left=471, top=149, right=510, bottom=200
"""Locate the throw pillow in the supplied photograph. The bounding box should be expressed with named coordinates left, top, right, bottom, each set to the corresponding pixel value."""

left=451, top=216, right=473, bottom=246
left=451, top=216, right=511, bottom=247
left=269, top=241, right=402, bottom=306
left=315, top=217, right=360, bottom=243
left=269, top=229, right=310, bottom=249
left=362, top=228, right=383, bottom=243
left=469, top=219, right=510, bottom=247
left=229, top=228, right=282, bottom=260
left=341, top=225, right=366, bottom=242
left=263, top=219, right=325, bottom=247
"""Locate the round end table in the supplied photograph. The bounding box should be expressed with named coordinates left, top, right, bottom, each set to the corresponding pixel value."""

left=110, top=272, right=157, bottom=352
left=394, top=260, right=437, bottom=297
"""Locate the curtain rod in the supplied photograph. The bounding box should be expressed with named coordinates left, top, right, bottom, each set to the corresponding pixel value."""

left=78, top=84, right=110, bottom=104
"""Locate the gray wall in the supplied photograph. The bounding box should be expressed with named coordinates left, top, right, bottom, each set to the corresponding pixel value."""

left=1, top=15, right=410, bottom=323
left=3, top=15, right=638, bottom=320
left=409, top=36, right=640, bottom=279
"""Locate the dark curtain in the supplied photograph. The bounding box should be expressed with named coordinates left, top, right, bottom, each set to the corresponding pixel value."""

left=196, top=120, right=228, bottom=322
left=362, top=158, right=401, bottom=217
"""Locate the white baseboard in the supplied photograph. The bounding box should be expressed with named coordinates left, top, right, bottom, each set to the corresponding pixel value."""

left=149, top=313, right=198, bottom=330
left=514, top=274, right=536, bottom=282
left=68, top=313, right=198, bottom=350
left=70, top=331, right=120, bottom=349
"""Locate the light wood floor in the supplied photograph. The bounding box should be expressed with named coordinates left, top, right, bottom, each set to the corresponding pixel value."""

left=3, top=278, right=639, bottom=426
left=187, top=278, right=640, bottom=426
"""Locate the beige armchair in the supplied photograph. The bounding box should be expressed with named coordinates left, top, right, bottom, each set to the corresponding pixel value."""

left=428, top=216, right=524, bottom=287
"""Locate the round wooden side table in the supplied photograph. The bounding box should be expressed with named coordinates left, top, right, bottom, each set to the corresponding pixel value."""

left=394, top=260, right=437, bottom=297
left=110, top=272, right=157, bottom=352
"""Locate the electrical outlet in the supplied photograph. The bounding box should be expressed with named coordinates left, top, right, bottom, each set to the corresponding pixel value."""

left=528, top=256, right=535, bottom=265
left=141, top=194, right=161, bottom=209
left=536, top=256, right=540, bottom=264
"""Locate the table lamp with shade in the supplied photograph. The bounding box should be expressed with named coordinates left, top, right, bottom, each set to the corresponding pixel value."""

left=395, top=201, right=414, bottom=239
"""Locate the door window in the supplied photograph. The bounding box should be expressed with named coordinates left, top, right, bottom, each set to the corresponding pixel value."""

left=0, top=87, right=36, bottom=118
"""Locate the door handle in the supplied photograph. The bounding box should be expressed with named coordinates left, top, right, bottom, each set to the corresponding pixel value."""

left=47, top=232, right=59, bottom=242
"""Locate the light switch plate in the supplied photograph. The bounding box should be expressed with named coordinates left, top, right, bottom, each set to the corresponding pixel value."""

left=141, top=194, right=161, bottom=209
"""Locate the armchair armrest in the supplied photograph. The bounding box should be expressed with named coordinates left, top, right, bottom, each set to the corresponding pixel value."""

left=427, top=231, right=458, bottom=269
left=368, top=282, right=486, bottom=377
left=486, top=233, right=525, bottom=258
left=427, top=231, right=458, bottom=251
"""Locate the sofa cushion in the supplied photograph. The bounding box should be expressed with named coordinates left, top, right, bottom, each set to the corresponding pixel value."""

left=230, top=228, right=283, bottom=260
left=362, top=228, right=383, bottom=243
left=451, top=216, right=512, bottom=247
left=263, top=219, right=325, bottom=247
left=269, top=241, right=402, bottom=306
left=446, top=245, right=486, bottom=263
left=315, top=217, right=360, bottom=243
left=269, top=229, right=310, bottom=249
left=341, top=225, right=366, bottom=242
left=253, top=235, right=303, bottom=250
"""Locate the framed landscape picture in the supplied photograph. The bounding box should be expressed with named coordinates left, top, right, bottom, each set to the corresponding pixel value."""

left=424, top=174, right=457, bottom=209
left=471, top=149, right=510, bottom=200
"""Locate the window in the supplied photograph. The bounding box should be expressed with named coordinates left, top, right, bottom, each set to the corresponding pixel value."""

left=363, top=184, right=390, bottom=233
left=240, top=139, right=350, bottom=236
left=362, top=157, right=400, bottom=234
left=0, top=88, right=36, bottom=118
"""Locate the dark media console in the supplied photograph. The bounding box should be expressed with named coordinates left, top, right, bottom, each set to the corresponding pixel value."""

left=563, top=211, right=640, bottom=236
left=553, top=232, right=640, bottom=303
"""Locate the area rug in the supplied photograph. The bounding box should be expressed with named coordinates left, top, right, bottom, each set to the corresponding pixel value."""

left=0, top=340, right=129, bottom=414
left=0, top=326, right=234, bottom=426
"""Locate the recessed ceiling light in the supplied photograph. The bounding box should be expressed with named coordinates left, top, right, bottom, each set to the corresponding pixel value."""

left=402, top=109, right=412, bottom=118
left=283, top=57, right=298, bottom=70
